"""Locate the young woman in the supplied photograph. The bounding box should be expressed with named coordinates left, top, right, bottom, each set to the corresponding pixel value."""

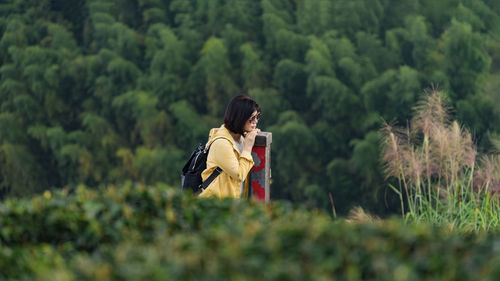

left=198, top=95, right=261, bottom=198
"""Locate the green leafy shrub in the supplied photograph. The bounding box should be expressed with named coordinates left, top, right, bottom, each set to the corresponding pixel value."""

left=1, top=184, right=500, bottom=280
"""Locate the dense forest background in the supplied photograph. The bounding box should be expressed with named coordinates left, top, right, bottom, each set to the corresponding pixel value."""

left=0, top=0, right=499, bottom=215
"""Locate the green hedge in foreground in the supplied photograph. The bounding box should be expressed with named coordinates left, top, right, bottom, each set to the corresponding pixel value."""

left=2, top=184, right=500, bottom=280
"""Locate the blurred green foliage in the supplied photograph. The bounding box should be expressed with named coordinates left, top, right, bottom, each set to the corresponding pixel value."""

left=0, top=0, right=500, bottom=214
left=1, top=184, right=500, bottom=280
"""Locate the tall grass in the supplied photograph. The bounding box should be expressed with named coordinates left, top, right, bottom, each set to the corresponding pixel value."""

left=381, top=90, right=500, bottom=232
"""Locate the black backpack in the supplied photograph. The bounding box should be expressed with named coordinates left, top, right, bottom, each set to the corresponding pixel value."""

left=181, top=137, right=227, bottom=194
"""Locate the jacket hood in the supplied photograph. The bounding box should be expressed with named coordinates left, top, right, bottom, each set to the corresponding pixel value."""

left=205, top=124, right=239, bottom=153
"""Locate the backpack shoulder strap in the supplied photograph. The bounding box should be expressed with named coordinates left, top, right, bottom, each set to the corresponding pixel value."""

left=205, top=136, right=232, bottom=152
left=201, top=167, right=223, bottom=189
left=201, top=136, right=232, bottom=190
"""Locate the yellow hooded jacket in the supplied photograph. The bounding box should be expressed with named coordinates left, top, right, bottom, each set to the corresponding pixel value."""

left=198, top=125, right=254, bottom=198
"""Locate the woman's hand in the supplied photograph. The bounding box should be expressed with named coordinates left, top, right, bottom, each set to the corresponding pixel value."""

left=244, top=128, right=261, bottom=152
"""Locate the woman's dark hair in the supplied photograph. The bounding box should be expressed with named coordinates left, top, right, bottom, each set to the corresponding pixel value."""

left=224, top=95, right=261, bottom=135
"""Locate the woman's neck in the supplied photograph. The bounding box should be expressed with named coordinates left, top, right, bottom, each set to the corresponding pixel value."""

left=228, top=131, right=242, bottom=142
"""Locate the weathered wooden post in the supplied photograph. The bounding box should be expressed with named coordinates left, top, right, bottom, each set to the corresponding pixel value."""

left=245, top=132, right=272, bottom=202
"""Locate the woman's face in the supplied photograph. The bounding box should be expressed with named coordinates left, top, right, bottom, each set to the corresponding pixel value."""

left=244, top=110, right=260, bottom=132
